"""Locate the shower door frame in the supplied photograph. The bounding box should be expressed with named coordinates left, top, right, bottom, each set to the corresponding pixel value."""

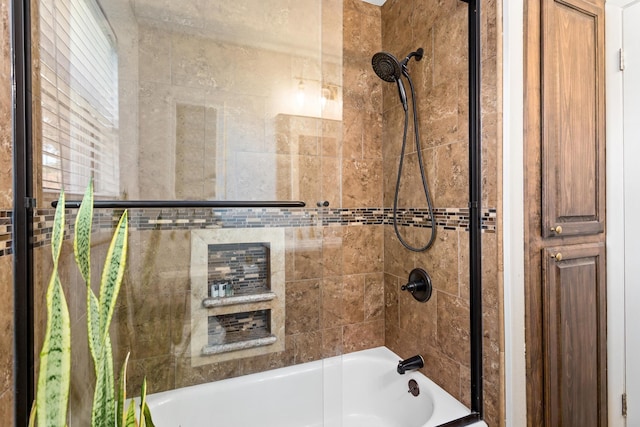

left=12, top=0, right=35, bottom=425
left=10, top=0, right=486, bottom=425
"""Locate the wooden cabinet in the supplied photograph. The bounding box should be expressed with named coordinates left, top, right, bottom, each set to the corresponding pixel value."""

left=542, top=243, right=607, bottom=426
left=541, top=0, right=605, bottom=238
left=524, top=0, right=607, bottom=425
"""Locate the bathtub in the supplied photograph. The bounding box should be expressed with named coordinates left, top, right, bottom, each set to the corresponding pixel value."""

left=146, top=346, right=487, bottom=427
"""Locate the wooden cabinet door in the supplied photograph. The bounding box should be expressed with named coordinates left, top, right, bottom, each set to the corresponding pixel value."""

left=542, top=243, right=606, bottom=426
left=541, top=0, right=605, bottom=238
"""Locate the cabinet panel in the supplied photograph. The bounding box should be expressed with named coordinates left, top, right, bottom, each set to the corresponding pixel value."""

left=542, top=0, right=605, bottom=237
left=542, top=243, right=606, bottom=426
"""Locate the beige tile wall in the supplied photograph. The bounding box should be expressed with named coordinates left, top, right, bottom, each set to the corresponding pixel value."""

left=0, top=0, right=13, bottom=423
left=380, top=1, right=503, bottom=426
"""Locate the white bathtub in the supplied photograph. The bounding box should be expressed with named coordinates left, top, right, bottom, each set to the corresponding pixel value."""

left=146, top=347, right=487, bottom=427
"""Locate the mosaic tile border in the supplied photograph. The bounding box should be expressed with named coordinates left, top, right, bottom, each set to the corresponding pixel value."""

left=0, top=206, right=498, bottom=256
left=0, top=210, right=12, bottom=257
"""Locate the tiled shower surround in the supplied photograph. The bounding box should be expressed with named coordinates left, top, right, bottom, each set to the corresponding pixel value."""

left=26, top=1, right=504, bottom=426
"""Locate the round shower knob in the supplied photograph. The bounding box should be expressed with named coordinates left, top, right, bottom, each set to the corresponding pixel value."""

left=401, top=268, right=433, bottom=303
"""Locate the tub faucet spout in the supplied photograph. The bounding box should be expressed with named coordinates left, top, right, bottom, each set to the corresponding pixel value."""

left=397, top=355, right=424, bottom=374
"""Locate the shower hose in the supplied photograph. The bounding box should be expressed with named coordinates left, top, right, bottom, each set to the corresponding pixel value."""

left=392, top=69, right=436, bottom=252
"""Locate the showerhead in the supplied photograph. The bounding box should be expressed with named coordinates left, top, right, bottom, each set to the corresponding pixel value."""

left=371, top=48, right=424, bottom=81
left=371, top=52, right=402, bottom=82
left=372, top=48, right=424, bottom=111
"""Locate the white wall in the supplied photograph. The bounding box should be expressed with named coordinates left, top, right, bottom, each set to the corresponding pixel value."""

left=502, top=0, right=527, bottom=425
left=606, top=1, right=634, bottom=426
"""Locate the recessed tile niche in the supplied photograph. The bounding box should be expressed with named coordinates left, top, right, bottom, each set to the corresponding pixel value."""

left=190, top=228, right=285, bottom=366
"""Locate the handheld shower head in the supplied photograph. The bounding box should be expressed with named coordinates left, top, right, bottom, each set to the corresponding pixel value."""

left=372, top=48, right=424, bottom=111
left=371, top=52, right=407, bottom=110
left=371, top=52, right=401, bottom=82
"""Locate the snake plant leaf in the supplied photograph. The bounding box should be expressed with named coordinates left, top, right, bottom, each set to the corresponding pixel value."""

left=87, top=290, right=101, bottom=372
left=142, top=400, right=155, bottom=427
left=74, top=180, right=102, bottom=364
left=36, top=273, right=71, bottom=427
left=51, top=189, right=65, bottom=262
left=91, top=340, right=115, bottom=427
left=136, top=377, right=156, bottom=427
left=124, top=401, right=137, bottom=427
left=98, top=210, right=128, bottom=348
left=35, top=190, right=71, bottom=427
left=28, top=400, right=36, bottom=427
left=74, top=179, right=93, bottom=286
left=117, top=352, right=131, bottom=427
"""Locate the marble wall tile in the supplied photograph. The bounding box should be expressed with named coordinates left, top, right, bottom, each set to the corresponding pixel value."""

left=381, top=0, right=414, bottom=56
left=342, top=275, right=365, bottom=324
left=431, top=141, right=469, bottom=207
left=342, top=224, right=383, bottom=275
left=0, top=389, right=13, bottom=426
left=293, top=331, right=323, bottom=364
left=422, top=344, right=464, bottom=402
left=176, top=356, right=241, bottom=389
left=342, top=107, right=364, bottom=160
left=399, top=283, right=437, bottom=344
left=0, top=0, right=12, bottom=209
left=422, top=79, right=462, bottom=149
left=383, top=225, right=414, bottom=278
left=384, top=273, right=399, bottom=329
left=343, top=0, right=381, bottom=58
left=342, top=56, right=383, bottom=114
left=321, top=277, right=344, bottom=329
left=285, top=280, right=321, bottom=335
left=113, top=299, right=173, bottom=362
left=343, top=319, right=384, bottom=353
left=239, top=335, right=296, bottom=376
left=0, top=256, right=13, bottom=401
left=127, top=355, right=175, bottom=396
left=342, top=158, right=383, bottom=207
left=432, top=5, right=468, bottom=89
left=436, top=292, right=470, bottom=364
left=321, top=327, right=343, bottom=358
left=124, top=230, right=192, bottom=296
left=139, top=24, right=170, bottom=84
left=68, top=316, right=95, bottom=427
left=292, top=227, right=324, bottom=281
left=364, top=273, right=384, bottom=320
left=482, top=111, right=499, bottom=208
left=322, top=226, right=343, bottom=277
left=414, top=228, right=460, bottom=296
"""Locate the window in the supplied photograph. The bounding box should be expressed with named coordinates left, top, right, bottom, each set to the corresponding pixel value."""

left=40, top=0, right=119, bottom=196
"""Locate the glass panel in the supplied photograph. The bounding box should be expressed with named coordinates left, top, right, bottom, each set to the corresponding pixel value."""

left=33, top=0, right=345, bottom=425
left=30, top=0, right=488, bottom=426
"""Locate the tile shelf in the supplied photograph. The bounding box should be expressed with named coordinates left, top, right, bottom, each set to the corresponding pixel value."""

left=190, top=228, right=285, bottom=366
left=202, top=334, right=277, bottom=356
left=201, top=292, right=276, bottom=308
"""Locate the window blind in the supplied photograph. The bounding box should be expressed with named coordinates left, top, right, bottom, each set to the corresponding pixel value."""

left=40, top=0, right=119, bottom=196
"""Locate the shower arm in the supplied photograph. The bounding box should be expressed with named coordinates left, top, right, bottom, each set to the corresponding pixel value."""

left=51, top=200, right=306, bottom=209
